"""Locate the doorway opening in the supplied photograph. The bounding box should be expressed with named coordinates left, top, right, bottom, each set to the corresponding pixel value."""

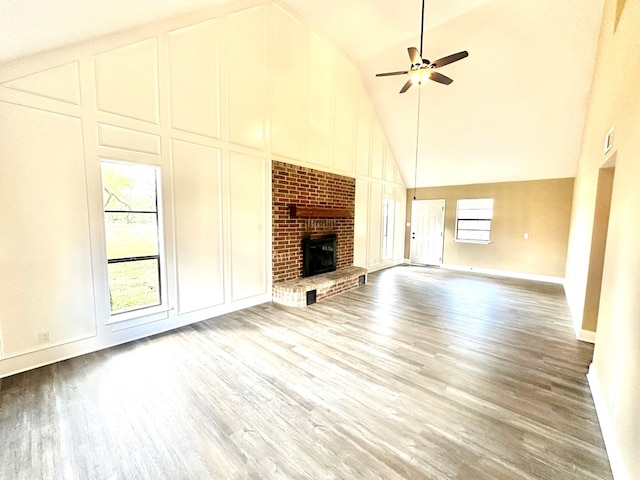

left=581, top=164, right=616, bottom=342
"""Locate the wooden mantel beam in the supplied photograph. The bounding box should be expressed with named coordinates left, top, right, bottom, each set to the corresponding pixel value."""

left=288, top=205, right=353, bottom=219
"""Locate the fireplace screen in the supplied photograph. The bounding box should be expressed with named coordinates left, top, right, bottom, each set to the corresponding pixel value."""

left=302, top=235, right=337, bottom=277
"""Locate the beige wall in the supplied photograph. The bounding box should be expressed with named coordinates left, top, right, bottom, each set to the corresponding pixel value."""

left=565, top=0, right=640, bottom=478
left=405, top=178, right=574, bottom=278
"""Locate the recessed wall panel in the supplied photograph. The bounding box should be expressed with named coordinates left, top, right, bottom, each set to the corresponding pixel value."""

left=306, top=32, right=333, bottom=168
left=368, top=182, right=383, bottom=266
left=95, top=39, right=160, bottom=124
left=168, top=20, right=220, bottom=138
left=228, top=153, right=267, bottom=301
left=354, top=179, right=370, bottom=268
left=227, top=7, right=265, bottom=150
left=0, top=102, right=95, bottom=356
left=394, top=187, right=407, bottom=260
left=333, top=55, right=357, bottom=174
left=355, top=96, right=371, bottom=177
left=98, top=123, right=161, bottom=154
left=270, top=4, right=304, bottom=160
left=172, top=140, right=224, bottom=313
left=2, top=62, right=81, bottom=105
left=370, top=123, right=384, bottom=180
left=384, top=145, right=395, bottom=182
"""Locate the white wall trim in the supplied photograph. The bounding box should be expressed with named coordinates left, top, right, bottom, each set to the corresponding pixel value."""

left=366, top=260, right=404, bottom=274
left=587, top=364, right=629, bottom=480
left=440, top=264, right=565, bottom=284
left=578, top=329, right=597, bottom=344
left=0, top=292, right=271, bottom=379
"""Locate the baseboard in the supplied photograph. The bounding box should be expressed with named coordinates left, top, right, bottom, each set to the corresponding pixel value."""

left=578, top=329, right=597, bottom=344
left=366, top=260, right=404, bottom=273
left=587, top=364, right=629, bottom=480
left=440, top=264, right=565, bottom=284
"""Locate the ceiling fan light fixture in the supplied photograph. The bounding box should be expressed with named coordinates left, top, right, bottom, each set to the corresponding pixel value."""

left=410, top=70, right=431, bottom=85
left=374, top=0, right=468, bottom=93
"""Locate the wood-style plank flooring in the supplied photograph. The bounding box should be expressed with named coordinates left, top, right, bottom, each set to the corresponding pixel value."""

left=0, top=266, right=612, bottom=479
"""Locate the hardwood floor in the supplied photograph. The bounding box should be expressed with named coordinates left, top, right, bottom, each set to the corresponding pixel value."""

left=0, top=266, right=612, bottom=479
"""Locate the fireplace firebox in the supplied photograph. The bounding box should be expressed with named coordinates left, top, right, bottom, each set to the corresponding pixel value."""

left=302, top=234, right=337, bottom=277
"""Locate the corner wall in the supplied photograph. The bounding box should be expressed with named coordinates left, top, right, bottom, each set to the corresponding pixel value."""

left=565, top=0, right=640, bottom=478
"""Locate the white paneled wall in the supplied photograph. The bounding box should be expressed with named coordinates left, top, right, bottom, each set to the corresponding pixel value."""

left=227, top=6, right=266, bottom=150
left=270, top=5, right=304, bottom=160
left=172, top=140, right=224, bottom=314
left=0, top=103, right=96, bottom=357
left=333, top=54, right=357, bottom=175
left=168, top=20, right=220, bottom=139
left=0, top=0, right=404, bottom=376
left=95, top=39, right=160, bottom=124
left=228, top=152, right=268, bottom=301
left=306, top=32, right=334, bottom=169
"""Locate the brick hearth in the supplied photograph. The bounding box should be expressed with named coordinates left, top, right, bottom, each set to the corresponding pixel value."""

left=272, top=161, right=362, bottom=305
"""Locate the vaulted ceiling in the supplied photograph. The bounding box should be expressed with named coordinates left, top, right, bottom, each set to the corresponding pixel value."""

left=0, top=0, right=605, bottom=187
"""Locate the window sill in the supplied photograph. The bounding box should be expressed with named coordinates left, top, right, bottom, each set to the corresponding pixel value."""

left=455, top=239, right=492, bottom=245
left=106, top=305, right=173, bottom=325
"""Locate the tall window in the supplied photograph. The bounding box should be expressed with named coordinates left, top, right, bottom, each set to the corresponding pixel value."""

left=382, top=198, right=394, bottom=259
left=101, top=161, right=163, bottom=315
left=456, top=198, right=494, bottom=243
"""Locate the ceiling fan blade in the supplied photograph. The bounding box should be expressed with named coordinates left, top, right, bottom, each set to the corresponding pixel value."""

left=375, top=70, right=409, bottom=77
left=399, top=78, right=413, bottom=94
left=431, top=50, right=469, bottom=68
left=428, top=71, right=454, bottom=85
left=408, top=47, right=421, bottom=64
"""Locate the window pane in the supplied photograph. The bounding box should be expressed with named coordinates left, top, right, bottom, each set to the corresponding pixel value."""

left=104, top=213, right=158, bottom=259
left=457, top=230, right=491, bottom=241
left=457, top=208, right=494, bottom=220
left=458, top=220, right=492, bottom=231
left=456, top=198, right=494, bottom=242
left=458, top=198, right=494, bottom=210
left=102, top=162, right=158, bottom=212
left=108, top=259, right=160, bottom=313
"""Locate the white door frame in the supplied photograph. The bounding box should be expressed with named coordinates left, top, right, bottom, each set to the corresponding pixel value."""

left=410, top=199, right=445, bottom=266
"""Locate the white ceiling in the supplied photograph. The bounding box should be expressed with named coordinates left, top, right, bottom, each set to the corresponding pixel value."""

left=0, top=0, right=605, bottom=188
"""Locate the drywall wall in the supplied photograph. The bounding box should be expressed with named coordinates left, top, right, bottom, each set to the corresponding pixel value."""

left=565, top=0, right=640, bottom=478
left=405, top=178, right=574, bottom=278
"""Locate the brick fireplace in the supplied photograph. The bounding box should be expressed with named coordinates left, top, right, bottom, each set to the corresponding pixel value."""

left=272, top=161, right=364, bottom=306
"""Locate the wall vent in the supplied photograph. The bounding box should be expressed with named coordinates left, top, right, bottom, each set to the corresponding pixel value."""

left=306, top=290, right=317, bottom=305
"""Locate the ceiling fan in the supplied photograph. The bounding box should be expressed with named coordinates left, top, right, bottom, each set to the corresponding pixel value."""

left=375, top=0, right=469, bottom=93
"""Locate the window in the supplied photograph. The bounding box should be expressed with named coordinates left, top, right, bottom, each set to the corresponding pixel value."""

left=101, top=161, right=163, bottom=315
left=382, top=198, right=394, bottom=259
left=456, top=198, right=494, bottom=243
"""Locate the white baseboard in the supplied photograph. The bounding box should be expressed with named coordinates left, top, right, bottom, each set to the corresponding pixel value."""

left=587, top=364, right=629, bottom=480
left=366, top=260, right=404, bottom=273
left=440, top=264, right=565, bottom=284
left=578, top=329, right=597, bottom=344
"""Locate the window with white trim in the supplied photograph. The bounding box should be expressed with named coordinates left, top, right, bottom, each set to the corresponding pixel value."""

left=382, top=198, right=394, bottom=259
left=455, top=198, right=494, bottom=243
left=101, top=161, right=164, bottom=315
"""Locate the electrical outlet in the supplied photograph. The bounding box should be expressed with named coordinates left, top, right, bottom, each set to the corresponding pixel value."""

left=38, top=331, right=51, bottom=343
